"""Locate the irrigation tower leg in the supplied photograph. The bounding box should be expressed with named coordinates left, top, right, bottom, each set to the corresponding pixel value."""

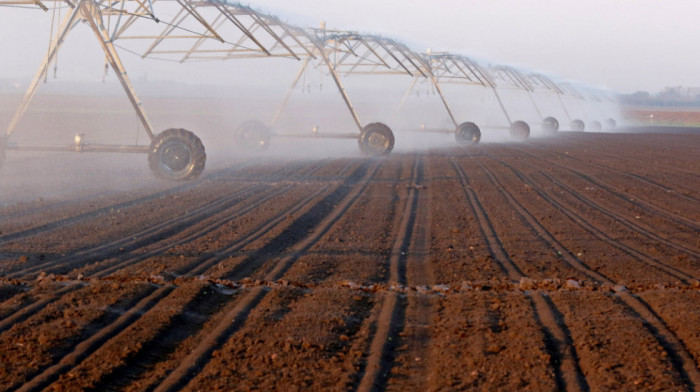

left=396, top=77, right=419, bottom=112
left=5, top=5, right=81, bottom=138
left=81, top=0, right=155, bottom=139
left=5, top=0, right=156, bottom=141
left=525, top=91, right=544, bottom=121
left=270, top=56, right=312, bottom=128
left=430, top=76, right=458, bottom=128
left=556, top=94, right=573, bottom=123
left=319, top=49, right=363, bottom=132
left=490, top=86, right=512, bottom=125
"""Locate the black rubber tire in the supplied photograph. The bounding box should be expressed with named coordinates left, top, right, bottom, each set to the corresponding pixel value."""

left=359, top=122, right=394, bottom=156
left=148, top=128, right=206, bottom=181
left=509, top=120, right=530, bottom=140
left=571, top=119, right=585, bottom=132
left=236, top=121, right=271, bottom=151
left=605, top=118, right=617, bottom=129
left=590, top=120, right=602, bottom=132
left=542, top=116, right=559, bottom=133
left=455, top=122, right=481, bottom=144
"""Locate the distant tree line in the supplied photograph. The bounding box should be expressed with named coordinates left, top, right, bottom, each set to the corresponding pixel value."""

left=619, top=86, right=700, bottom=107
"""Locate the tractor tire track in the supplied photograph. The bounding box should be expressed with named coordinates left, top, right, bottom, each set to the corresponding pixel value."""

left=85, top=159, right=346, bottom=279
left=470, top=154, right=700, bottom=389
left=0, top=284, right=81, bottom=334
left=12, top=286, right=175, bottom=392
left=537, top=146, right=700, bottom=204
left=0, top=162, right=261, bottom=246
left=4, top=160, right=328, bottom=280
left=28, top=171, right=345, bottom=392
left=512, top=145, right=699, bottom=231
left=66, top=284, right=241, bottom=392
left=382, top=156, right=438, bottom=391
left=448, top=157, right=524, bottom=281
left=533, top=168, right=699, bottom=258
left=0, top=159, right=364, bottom=390
left=395, top=156, right=436, bottom=391
left=6, top=183, right=265, bottom=279
left=450, top=154, right=588, bottom=392
left=0, top=162, right=354, bottom=389
left=97, top=159, right=359, bottom=280
left=0, top=179, right=305, bottom=341
left=548, top=133, right=700, bottom=182
left=122, top=160, right=382, bottom=392
left=491, top=156, right=698, bottom=284
left=356, top=157, right=426, bottom=392
left=493, top=145, right=699, bottom=258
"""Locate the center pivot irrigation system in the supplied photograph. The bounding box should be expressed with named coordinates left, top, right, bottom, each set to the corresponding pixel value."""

left=400, top=53, right=539, bottom=143
left=235, top=29, right=429, bottom=156
left=0, top=0, right=620, bottom=181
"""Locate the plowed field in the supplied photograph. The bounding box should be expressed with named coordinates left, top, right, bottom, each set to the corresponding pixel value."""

left=1, top=130, right=699, bottom=391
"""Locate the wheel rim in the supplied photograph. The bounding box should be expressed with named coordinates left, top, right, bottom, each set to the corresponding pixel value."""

left=237, top=122, right=270, bottom=151
left=543, top=117, right=559, bottom=132
left=510, top=121, right=530, bottom=140
left=240, top=130, right=266, bottom=148
left=455, top=123, right=480, bottom=144
left=160, top=142, right=192, bottom=174
left=366, top=132, right=388, bottom=152
left=458, top=128, right=474, bottom=141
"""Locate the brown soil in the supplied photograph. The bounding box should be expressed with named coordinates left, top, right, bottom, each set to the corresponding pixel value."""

left=623, top=106, right=700, bottom=126
left=1, top=98, right=699, bottom=390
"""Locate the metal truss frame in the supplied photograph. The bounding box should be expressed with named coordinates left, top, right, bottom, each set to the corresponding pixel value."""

left=574, top=86, right=619, bottom=129
left=527, top=75, right=618, bottom=132
left=1, top=0, right=621, bottom=175
left=260, top=29, right=430, bottom=149
left=526, top=73, right=589, bottom=131
left=399, top=52, right=533, bottom=139
left=528, top=73, right=572, bottom=120
left=400, top=52, right=491, bottom=132
left=557, top=81, right=600, bottom=131
left=1, top=0, right=318, bottom=151
left=1, top=1, right=431, bottom=156
left=488, top=66, right=543, bottom=123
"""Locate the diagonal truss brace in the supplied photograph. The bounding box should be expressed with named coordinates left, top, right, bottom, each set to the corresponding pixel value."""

left=491, top=66, right=546, bottom=121
left=529, top=73, right=573, bottom=122
left=5, top=0, right=156, bottom=140
left=270, top=31, right=432, bottom=134
left=399, top=53, right=518, bottom=129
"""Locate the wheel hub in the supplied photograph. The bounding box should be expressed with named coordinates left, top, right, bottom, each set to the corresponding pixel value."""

left=459, top=129, right=474, bottom=140
left=161, top=144, right=191, bottom=173
left=367, top=133, right=387, bottom=151
left=241, top=131, right=263, bottom=146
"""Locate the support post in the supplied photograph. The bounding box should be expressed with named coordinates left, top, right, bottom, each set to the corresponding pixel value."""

left=556, top=94, right=573, bottom=122
left=490, top=86, right=512, bottom=125
left=81, top=0, right=156, bottom=140
left=396, top=76, right=418, bottom=112
left=270, top=56, right=311, bottom=128
left=574, top=97, right=590, bottom=120
left=318, top=45, right=363, bottom=132
left=525, top=91, right=544, bottom=120
left=430, top=76, right=458, bottom=128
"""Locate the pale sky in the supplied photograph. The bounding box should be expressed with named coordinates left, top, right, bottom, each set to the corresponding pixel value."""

left=1, top=0, right=699, bottom=94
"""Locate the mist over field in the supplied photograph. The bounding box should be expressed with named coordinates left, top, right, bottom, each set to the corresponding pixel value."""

left=1, top=3, right=699, bottom=391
